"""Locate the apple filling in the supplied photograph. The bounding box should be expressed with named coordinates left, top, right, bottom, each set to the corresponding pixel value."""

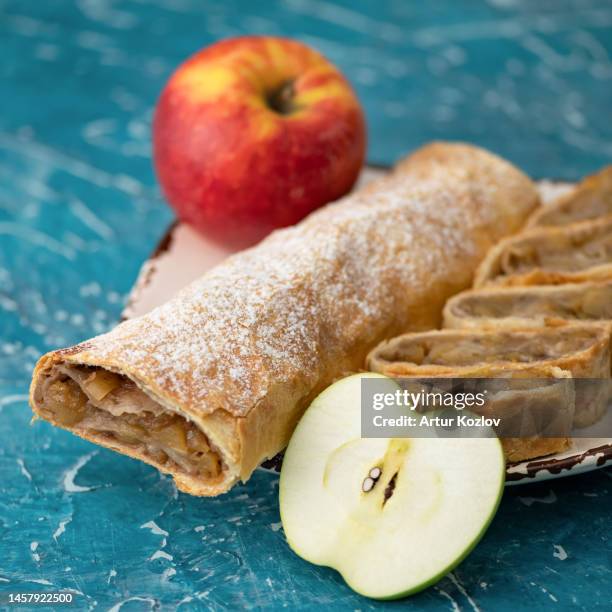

left=34, top=365, right=222, bottom=480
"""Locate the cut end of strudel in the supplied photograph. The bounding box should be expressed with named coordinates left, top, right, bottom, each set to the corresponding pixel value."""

left=30, top=142, right=540, bottom=496
left=31, top=354, right=235, bottom=495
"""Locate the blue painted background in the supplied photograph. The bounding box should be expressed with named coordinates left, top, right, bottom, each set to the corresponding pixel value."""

left=1, top=1, right=611, bottom=610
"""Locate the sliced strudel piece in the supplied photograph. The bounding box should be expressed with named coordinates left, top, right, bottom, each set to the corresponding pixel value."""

left=444, top=282, right=612, bottom=334
left=367, top=325, right=610, bottom=433
left=474, top=215, right=612, bottom=288
left=528, top=166, right=612, bottom=227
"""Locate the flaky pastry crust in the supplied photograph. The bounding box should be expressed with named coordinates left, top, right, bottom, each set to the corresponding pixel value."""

left=30, top=143, right=538, bottom=495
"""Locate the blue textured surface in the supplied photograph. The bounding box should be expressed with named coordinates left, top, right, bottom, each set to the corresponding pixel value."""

left=1, top=1, right=611, bottom=610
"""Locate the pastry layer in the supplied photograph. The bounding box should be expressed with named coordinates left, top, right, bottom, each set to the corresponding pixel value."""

left=30, top=142, right=539, bottom=496
left=474, top=215, right=612, bottom=288
left=367, top=325, right=610, bottom=430
left=444, top=282, right=612, bottom=331
left=528, top=166, right=612, bottom=228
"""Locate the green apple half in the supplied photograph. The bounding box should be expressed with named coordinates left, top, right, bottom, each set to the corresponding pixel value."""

left=279, top=373, right=505, bottom=600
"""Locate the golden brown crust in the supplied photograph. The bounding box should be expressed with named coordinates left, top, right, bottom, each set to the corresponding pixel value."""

left=474, top=215, right=612, bottom=288
left=29, top=142, right=538, bottom=496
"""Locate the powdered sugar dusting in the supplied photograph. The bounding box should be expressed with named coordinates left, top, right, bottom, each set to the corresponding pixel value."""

left=65, top=144, right=537, bottom=416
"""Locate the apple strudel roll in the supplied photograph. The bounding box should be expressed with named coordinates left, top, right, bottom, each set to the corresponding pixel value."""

left=474, top=215, right=612, bottom=288
left=367, top=325, right=610, bottom=430
left=443, top=282, right=612, bottom=334
left=30, top=142, right=538, bottom=496
left=528, top=166, right=612, bottom=228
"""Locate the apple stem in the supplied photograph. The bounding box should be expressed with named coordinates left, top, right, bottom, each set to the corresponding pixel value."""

left=267, top=80, right=297, bottom=115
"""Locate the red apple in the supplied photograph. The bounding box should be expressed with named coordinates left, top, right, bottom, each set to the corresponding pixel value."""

left=153, top=36, right=366, bottom=248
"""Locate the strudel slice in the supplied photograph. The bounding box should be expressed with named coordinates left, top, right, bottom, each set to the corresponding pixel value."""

left=528, top=166, right=612, bottom=228
left=474, top=215, right=612, bottom=288
left=444, top=282, right=612, bottom=333
left=367, top=325, right=610, bottom=433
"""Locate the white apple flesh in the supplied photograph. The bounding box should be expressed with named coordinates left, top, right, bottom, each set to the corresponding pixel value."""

left=279, top=373, right=505, bottom=600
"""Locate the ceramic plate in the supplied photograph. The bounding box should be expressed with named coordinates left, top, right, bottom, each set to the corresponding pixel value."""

left=122, top=166, right=612, bottom=486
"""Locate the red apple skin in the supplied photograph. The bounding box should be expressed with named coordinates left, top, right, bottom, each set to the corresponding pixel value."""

left=153, top=36, right=366, bottom=249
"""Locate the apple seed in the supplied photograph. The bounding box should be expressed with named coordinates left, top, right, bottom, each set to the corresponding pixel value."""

left=363, top=466, right=383, bottom=492
left=362, top=477, right=375, bottom=492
